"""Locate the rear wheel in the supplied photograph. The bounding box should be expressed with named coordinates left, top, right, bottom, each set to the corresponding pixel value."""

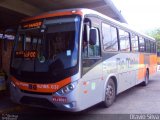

left=141, top=70, right=149, bottom=86
left=103, top=78, right=116, bottom=108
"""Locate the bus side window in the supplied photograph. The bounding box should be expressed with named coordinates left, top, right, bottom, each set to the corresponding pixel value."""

left=150, top=41, right=154, bottom=53
left=131, top=33, right=139, bottom=52
left=82, top=26, right=100, bottom=58
left=82, top=26, right=101, bottom=75
left=145, top=39, right=151, bottom=53
left=154, top=42, right=157, bottom=53
left=102, top=23, right=118, bottom=51
left=139, top=37, right=145, bottom=52
left=119, top=29, right=130, bottom=52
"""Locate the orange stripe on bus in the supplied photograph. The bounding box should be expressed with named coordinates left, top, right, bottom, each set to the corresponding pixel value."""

left=10, top=76, right=71, bottom=93
left=138, top=54, right=145, bottom=80
left=149, top=55, right=157, bottom=74
left=157, top=57, right=160, bottom=64
left=139, top=54, right=144, bottom=64
left=22, top=11, right=83, bottom=22
left=150, top=55, right=157, bottom=65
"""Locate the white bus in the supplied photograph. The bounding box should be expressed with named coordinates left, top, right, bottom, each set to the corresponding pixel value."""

left=9, top=8, right=157, bottom=112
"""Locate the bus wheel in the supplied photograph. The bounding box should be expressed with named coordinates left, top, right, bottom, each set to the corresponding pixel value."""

left=103, top=78, right=116, bottom=108
left=142, top=70, right=149, bottom=86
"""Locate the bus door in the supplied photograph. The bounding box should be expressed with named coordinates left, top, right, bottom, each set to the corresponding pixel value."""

left=81, top=17, right=103, bottom=105
left=157, top=52, right=160, bottom=71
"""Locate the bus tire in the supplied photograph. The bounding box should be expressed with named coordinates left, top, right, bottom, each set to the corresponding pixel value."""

left=103, top=78, right=116, bottom=108
left=141, top=69, right=149, bottom=86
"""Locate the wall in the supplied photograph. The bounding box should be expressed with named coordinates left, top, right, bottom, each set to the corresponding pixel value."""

left=0, top=40, right=2, bottom=69
left=2, top=40, right=13, bottom=75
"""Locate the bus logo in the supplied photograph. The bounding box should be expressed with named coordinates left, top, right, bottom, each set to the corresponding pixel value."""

left=28, top=84, right=37, bottom=90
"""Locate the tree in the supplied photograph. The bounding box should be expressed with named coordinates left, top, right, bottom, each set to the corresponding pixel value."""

left=146, top=28, right=160, bottom=52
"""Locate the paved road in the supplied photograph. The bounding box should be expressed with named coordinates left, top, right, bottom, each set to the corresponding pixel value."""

left=1, top=72, right=160, bottom=119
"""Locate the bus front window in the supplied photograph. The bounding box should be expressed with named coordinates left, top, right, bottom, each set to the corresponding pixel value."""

left=11, top=16, right=80, bottom=83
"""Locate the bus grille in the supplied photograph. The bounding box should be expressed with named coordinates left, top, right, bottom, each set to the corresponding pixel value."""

left=21, top=90, right=52, bottom=95
left=20, top=96, right=56, bottom=109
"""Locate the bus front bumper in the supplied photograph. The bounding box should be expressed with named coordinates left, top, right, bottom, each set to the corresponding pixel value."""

left=9, top=81, right=81, bottom=112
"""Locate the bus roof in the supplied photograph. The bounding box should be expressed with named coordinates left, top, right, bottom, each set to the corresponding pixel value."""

left=22, top=8, right=155, bottom=41
left=22, top=8, right=84, bottom=22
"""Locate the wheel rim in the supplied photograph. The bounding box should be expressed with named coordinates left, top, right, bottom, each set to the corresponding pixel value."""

left=105, top=84, right=114, bottom=103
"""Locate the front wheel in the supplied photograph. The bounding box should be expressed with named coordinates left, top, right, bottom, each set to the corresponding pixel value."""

left=103, top=78, right=116, bottom=108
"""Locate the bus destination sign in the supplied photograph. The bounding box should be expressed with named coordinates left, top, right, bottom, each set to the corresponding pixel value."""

left=22, top=21, right=42, bottom=29
left=15, top=50, right=38, bottom=59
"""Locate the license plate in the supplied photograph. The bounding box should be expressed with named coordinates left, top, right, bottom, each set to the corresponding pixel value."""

left=53, top=96, right=67, bottom=103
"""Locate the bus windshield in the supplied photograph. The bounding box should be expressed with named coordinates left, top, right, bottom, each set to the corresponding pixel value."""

left=11, top=16, right=80, bottom=83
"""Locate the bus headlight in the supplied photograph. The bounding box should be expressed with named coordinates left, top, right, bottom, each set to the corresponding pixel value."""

left=56, top=81, right=78, bottom=95
left=11, top=81, right=16, bottom=88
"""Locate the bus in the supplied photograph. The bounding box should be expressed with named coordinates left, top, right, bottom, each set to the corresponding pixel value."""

left=157, top=51, right=160, bottom=71
left=9, top=8, right=157, bottom=112
left=157, top=52, right=160, bottom=64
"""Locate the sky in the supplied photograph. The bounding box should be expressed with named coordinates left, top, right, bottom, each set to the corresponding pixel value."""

left=112, top=0, right=160, bottom=33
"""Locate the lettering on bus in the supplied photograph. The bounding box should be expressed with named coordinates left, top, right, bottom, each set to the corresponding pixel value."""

left=28, top=84, right=37, bottom=90
left=103, top=57, right=138, bottom=74
left=15, top=50, right=38, bottom=59
left=36, top=84, right=59, bottom=90
left=116, top=57, right=137, bottom=70
left=51, top=85, right=59, bottom=90
left=29, top=84, right=59, bottom=90
left=103, top=61, right=117, bottom=73
left=22, top=21, right=42, bottom=29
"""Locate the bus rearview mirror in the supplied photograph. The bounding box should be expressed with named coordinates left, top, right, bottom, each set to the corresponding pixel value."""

left=89, top=28, right=98, bottom=45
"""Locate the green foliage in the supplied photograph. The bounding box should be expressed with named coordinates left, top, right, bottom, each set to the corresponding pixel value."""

left=146, top=28, right=160, bottom=52
left=147, top=29, right=160, bottom=41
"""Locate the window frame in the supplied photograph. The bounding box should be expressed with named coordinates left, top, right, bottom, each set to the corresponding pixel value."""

left=139, top=37, right=145, bottom=52
left=118, top=29, right=131, bottom=52
left=130, top=33, right=139, bottom=52
left=145, top=39, right=151, bottom=53
left=101, top=22, right=118, bottom=52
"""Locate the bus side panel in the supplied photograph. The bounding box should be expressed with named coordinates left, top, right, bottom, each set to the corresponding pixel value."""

left=149, top=54, right=157, bottom=75
left=116, top=53, right=138, bottom=93
left=78, top=62, right=103, bottom=110
left=137, top=53, right=157, bottom=85
left=102, top=52, right=139, bottom=94
left=137, top=53, right=146, bottom=84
